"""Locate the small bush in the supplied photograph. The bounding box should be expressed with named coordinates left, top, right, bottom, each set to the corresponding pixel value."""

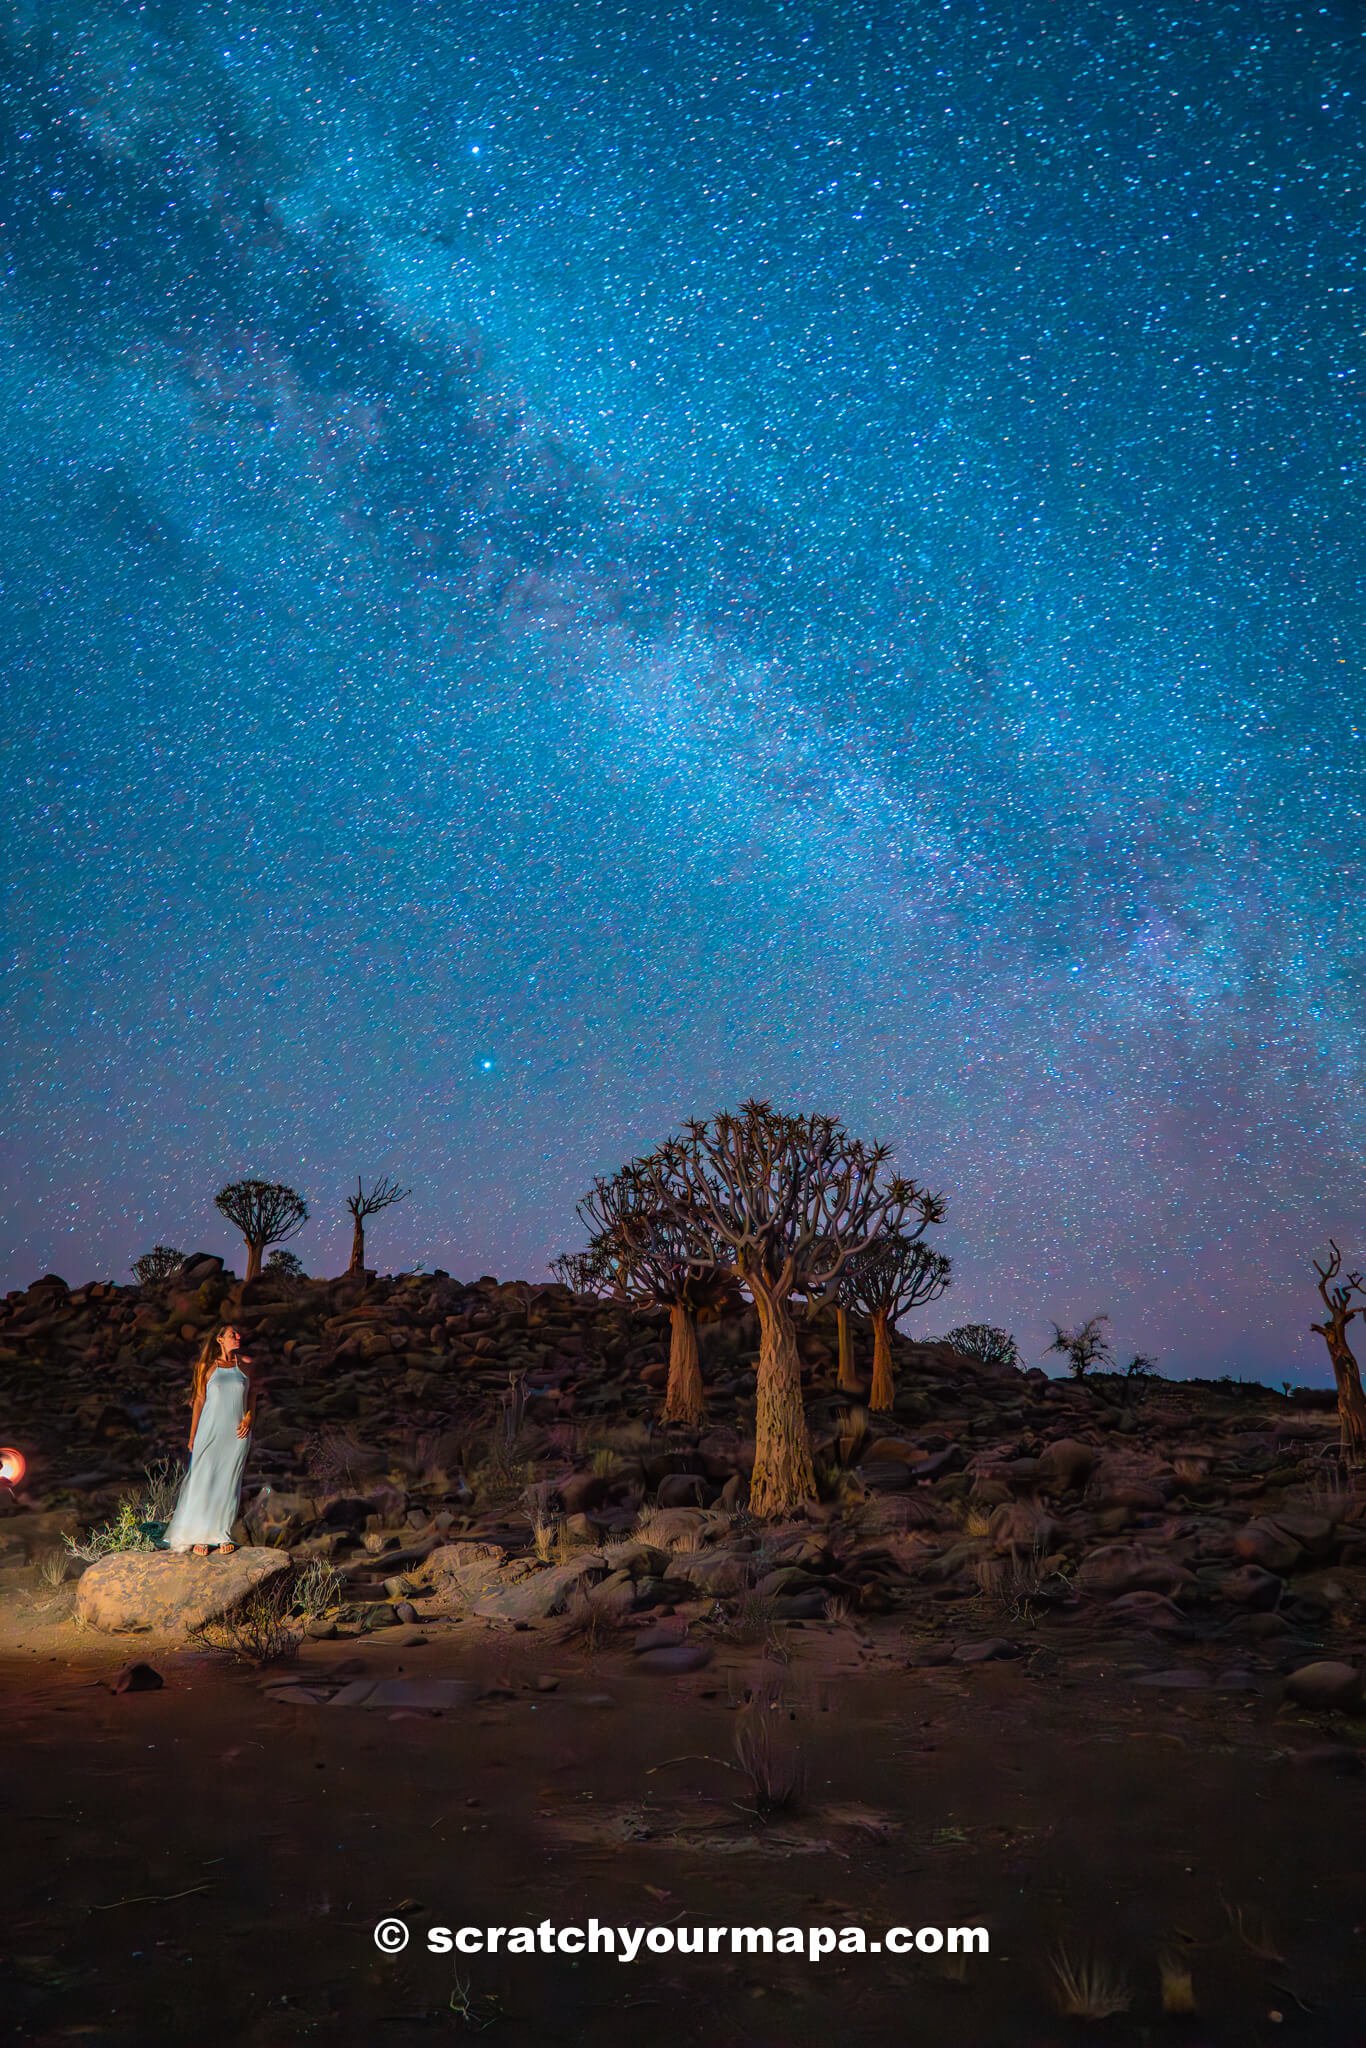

left=290, top=1558, right=346, bottom=1620
left=65, top=1498, right=156, bottom=1564
left=140, top=1456, right=186, bottom=1525
left=733, top=1703, right=805, bottom=1814
left=189, top=1574, right=300, bottom=1665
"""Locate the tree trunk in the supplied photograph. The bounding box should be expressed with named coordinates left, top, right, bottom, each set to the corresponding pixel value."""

left=869, top=1311, right=895, bottom=1413
left=244, top=1240, right=262, bottom=1283
left=348, top=1214, right=366, bottom=1277
left=664, top=1303, right=705, bottom=1426
left=836, top=1306, right=859, bottom=1392
left=749, top=1285, right=817, bottom=1518
left=1327, top=1337, right=1366, bottom=1464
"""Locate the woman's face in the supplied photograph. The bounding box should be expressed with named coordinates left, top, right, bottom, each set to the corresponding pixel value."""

left=219, top=1327, right=242, bottom=1360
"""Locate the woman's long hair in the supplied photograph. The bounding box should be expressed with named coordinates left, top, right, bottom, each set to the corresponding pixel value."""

left=189, top=1324, right=231, bottom=1410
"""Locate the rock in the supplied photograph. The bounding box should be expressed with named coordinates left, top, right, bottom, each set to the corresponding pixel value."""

left=988, top=1501, right=1058, bottom=1555
left=1218, top=1564, right=1283, bottom=1610
left=179, top=1254, right=226, bottom=1284
left=558, top=1472, right=610, bottom=1514
left=76, top=1547, right=292, bottom=1634
left=1234, top=1520, right=1306, bottom=1574
left=1108, top=1591, right=1193, bottom=1635
left=670, top=1549, right=749, bottom=1595
left=632, top=1622, right=690, bottom=1652
left=1283, top=1661, right=1363, bottom=1711
left=634, top=1643, right=714, bottom=1674
left=111, top=1661, right=164, bottom=1693
left=905, top=1643, right=956, bottom=1667
left=657, top=1473, right=707, bottom=1508
left=952, top=1637, right=1020, bottom=1663
left=1269, top=1508, right=1337, bottom=1555
left=1288, top=1744, right=1363, bottom=1775
left=475, top=1556, right=607, bottom=1623
left=1035, top=1438, right=1097, bottom=1491
left=1132, top=1667, right=1210, bottom=1689
left=1076, top=1545, right=1194, bottom=1596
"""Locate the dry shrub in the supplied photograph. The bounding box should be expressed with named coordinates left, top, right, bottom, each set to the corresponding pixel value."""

left=733, top=1702, right=805, bottom=1814
left=1049, top=1945, right=1133, bottom=2020
left=1158, top=1947, right=1197, bottom=2014
left=189, top=1573, right=301, bottom=1666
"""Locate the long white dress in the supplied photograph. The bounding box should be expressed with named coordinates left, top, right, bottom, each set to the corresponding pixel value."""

left=163, top=1364, right=252, bottom=1550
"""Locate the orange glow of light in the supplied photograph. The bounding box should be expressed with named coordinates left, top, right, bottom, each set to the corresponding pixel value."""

left=0, top=1447, right=26, bottom=1486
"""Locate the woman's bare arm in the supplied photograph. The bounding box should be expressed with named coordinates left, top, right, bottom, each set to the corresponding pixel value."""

left=237, top=1363, right=257, bottom=1439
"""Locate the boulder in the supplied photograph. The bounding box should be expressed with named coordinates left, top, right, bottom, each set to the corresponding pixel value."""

left=1283, top=1661, right=1363, bottom=1712
left=1076, top=1545, right=1194, bottom=1597
left=1234, top=1520, right=1306, bottom=1574
left=988, top=1501, right=1058, bottom=1555
left=1035, top=1438, right=1098, bottom=1491
left=75, top=1547, right=291, bottom=1634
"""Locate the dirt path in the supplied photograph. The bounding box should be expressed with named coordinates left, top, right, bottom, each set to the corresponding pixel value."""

left=2, top=1604, right=1363, bottom=2047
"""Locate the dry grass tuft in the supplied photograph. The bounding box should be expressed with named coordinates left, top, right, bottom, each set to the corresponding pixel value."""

left=188, top=1574, right=301, bottom=1667
left=1049, top=1944, right=1133, bottom=2021
left=733, top=1703, right=806, bottom=1814
left=1158, top=1947, right=1197, bottom=2014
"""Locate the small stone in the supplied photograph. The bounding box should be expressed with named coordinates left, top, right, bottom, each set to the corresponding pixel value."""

left=952, top=1637, right=1020, bottom=1663
left=634, top=1643, right=714, bottom=1674
left=1132, top=1667, right=1211, bottom=1689
left=111, top=1661, right=163, bottom=1693
left=1284, top=1660, right=1362, bottom=1711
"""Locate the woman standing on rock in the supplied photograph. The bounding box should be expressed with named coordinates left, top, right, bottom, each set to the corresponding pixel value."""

left=163, top=1324, right=256, bottom=1558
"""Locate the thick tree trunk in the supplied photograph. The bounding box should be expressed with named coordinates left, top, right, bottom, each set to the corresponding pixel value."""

left=749, top=1286, right=817, bottom=1518
left=348, top=1215, right=366, bottom=1277
left=664, top=1303, right=705, bottom=1426
left=1327, top=1337, right=1366, bottom=1464
left=836, top=1306, right=859, bottom=1392
left=244, top=1240, right=262, bottom=1283
left=869, top=1311, right=895, bottom=1413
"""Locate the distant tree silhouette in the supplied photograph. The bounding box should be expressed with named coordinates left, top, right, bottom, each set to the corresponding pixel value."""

left=131, top=1246, right=184, bottom=1286
left=1047, top=1315, right=1113, bottom=1378
left=267, top=1248, right=306, bottom=1280
left=346, top=1175, right=411, bottom=1276
left=1311, top=1242, right=1366, bottom=1464
left=839, top=1231, right=951, bottom=1412
left=944, top=1323, right=1020, bottom=1372
left=628, top=1100, right=942, bottom=1515
left=215, top=1179, right=308, bottom=1282
left=555, top=1169, right=737, bottom=1426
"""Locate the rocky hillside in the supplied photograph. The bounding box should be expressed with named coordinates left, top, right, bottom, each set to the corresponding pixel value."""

left=3, top=1259, right=1363, bottom=1707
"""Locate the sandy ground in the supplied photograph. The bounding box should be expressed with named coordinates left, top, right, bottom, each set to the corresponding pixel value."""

left=2, top=1580, right=1364, bottom=2048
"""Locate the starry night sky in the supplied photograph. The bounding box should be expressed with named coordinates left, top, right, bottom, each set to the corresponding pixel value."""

left=2, top=2, right=1362, bottom=1382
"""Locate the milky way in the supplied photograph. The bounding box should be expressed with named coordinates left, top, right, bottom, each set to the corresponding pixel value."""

left=2, top=2, right=1362, bottom=1382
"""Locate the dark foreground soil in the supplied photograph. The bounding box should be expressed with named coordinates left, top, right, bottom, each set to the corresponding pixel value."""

left=2, top=1602, right=1363, bottom=2048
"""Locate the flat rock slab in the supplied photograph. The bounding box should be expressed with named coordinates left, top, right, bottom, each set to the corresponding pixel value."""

left=326, top=1678, right=479, bottom=1711
left=75, top=1547, right=291, bottom=1634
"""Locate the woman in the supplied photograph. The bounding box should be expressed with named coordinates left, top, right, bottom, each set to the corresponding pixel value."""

left=163, top=1324, right=257, bottom=1557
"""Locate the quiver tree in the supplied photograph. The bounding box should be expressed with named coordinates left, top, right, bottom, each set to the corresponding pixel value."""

left=1311, top=1242, right=1366, bottom=1465
left=630, top=1100, right=942, bottom=1516
left=214, top=1179, right=308, bottom=1282
left=131, top=1246, right=184, bottom=1286
left=944, top=1323, right=1019, bottom=1372
left=345, top=1175, right=411, bottom=1276
left=839, top=1231, right=951, bottom=1412
left=554, top=1170, right=737, bottom=1427
left=1047, top=1315, right=1112, bottom=1378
